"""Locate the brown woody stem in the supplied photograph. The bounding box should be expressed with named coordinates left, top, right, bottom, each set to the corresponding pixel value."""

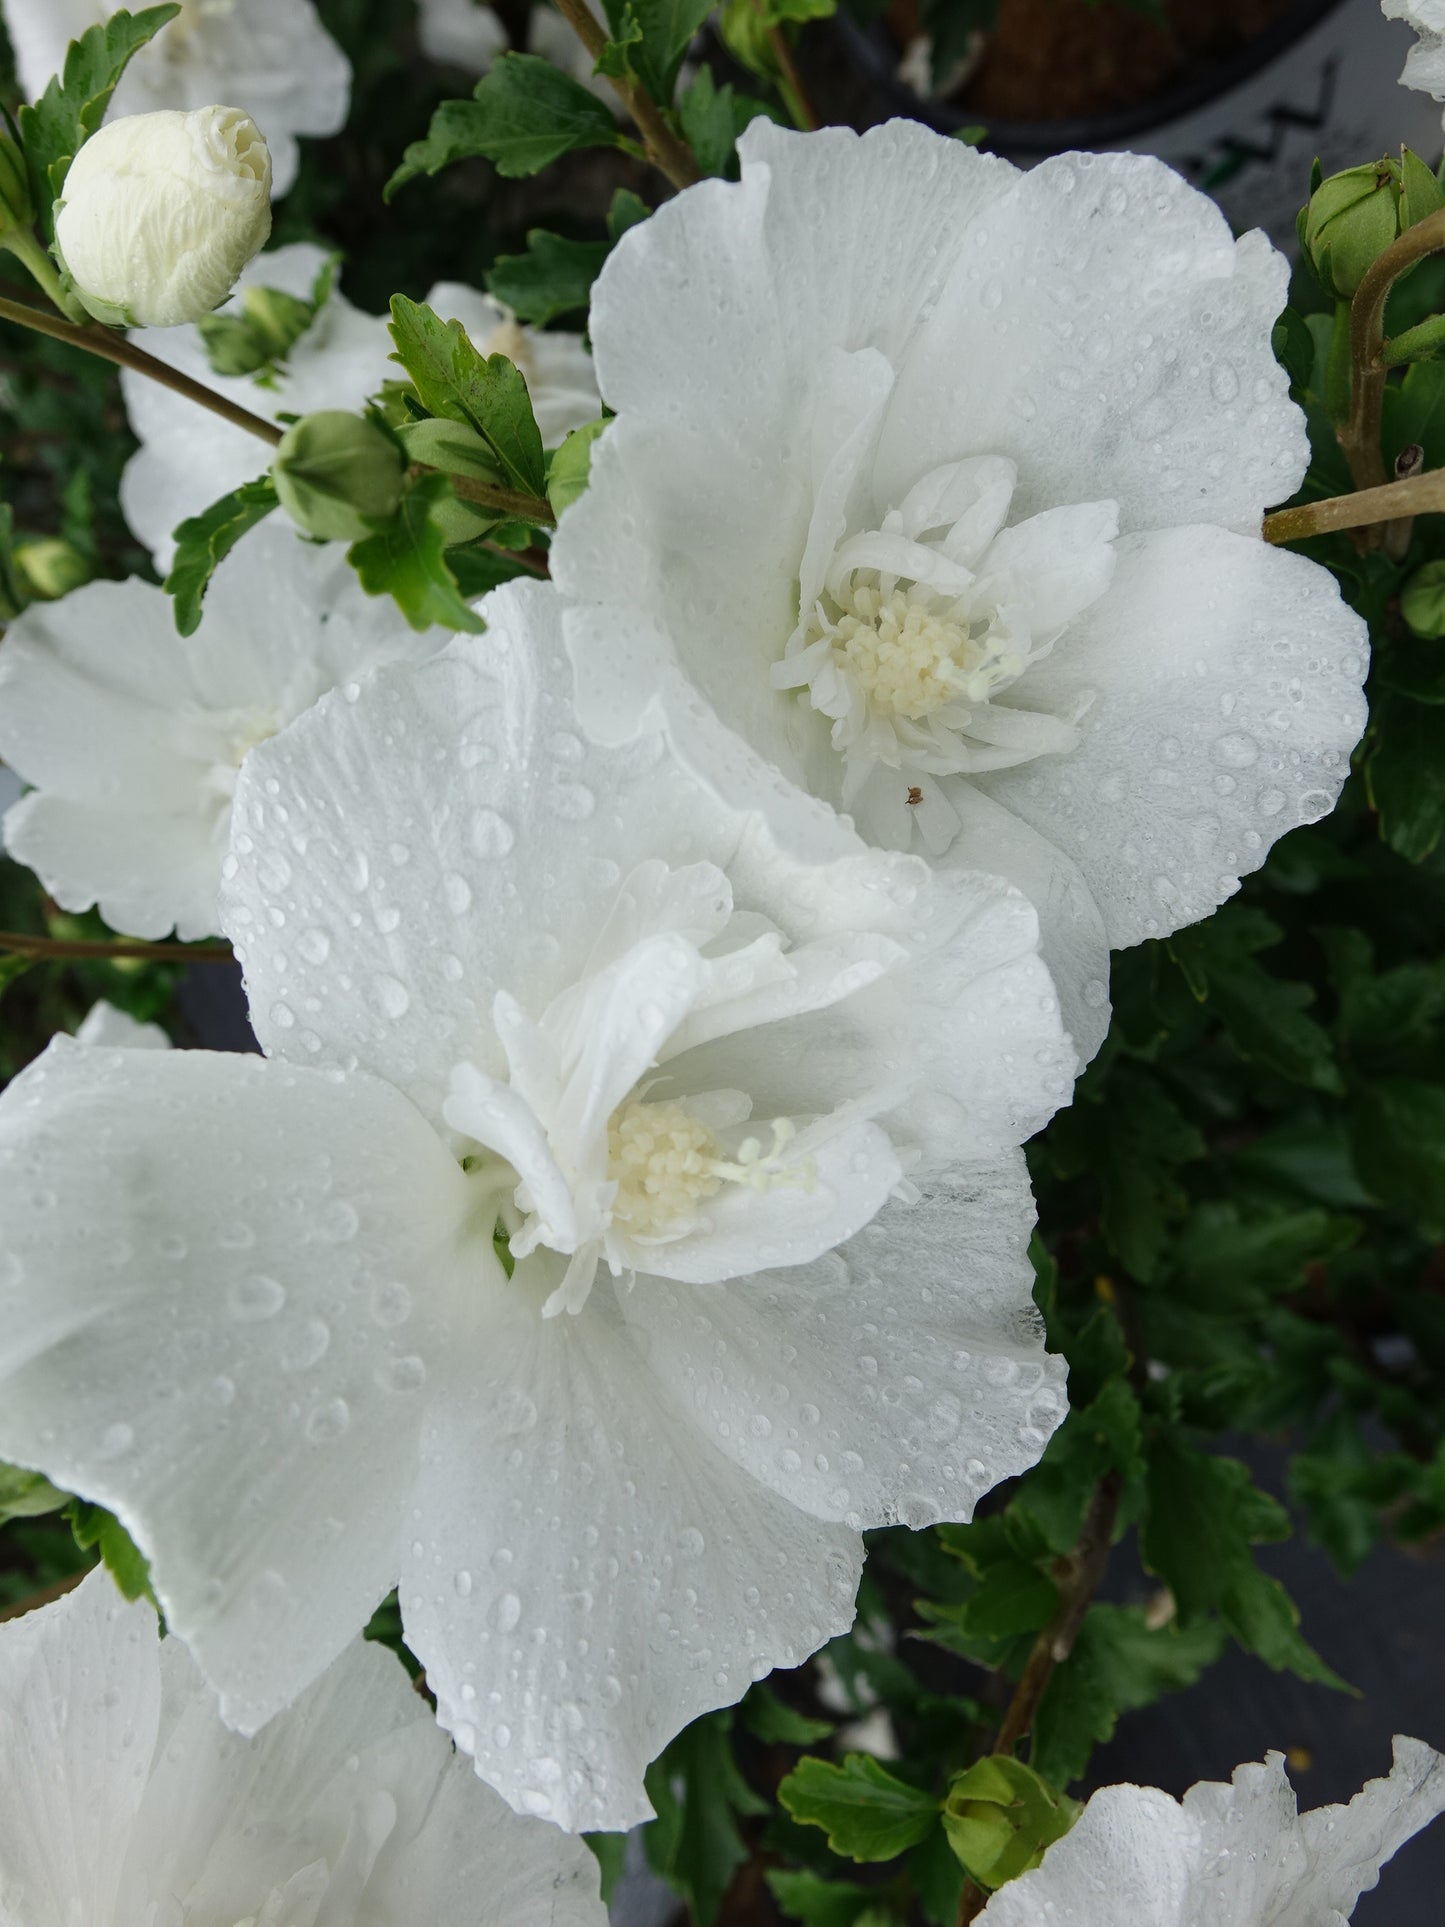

left=549, top=0, right=703, bottom=189
left=0, top=1567, right=87, bottom=1623
left=0, top=930, right=234, bottom=964
left=1262, top=464, right=1445, bottom=544
left=955, top=1473, right=1124, bottom=1927
left=0, top=293, right=285, bottom=446
left=1339, top=206, right=1445, bottom=496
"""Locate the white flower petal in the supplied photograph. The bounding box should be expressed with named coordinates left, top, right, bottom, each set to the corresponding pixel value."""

left=979, top=1740, right=1445, bottom=1927
left=402, top=1272, right=863, bottom=1833
left=972, top=526, right=1370, bottom=948
left=416, top=0, right=510, bottom=70
left=1387, top=0, right=1445, bottom=106
left=3, top=790, right=223, bottom=943
left=445, top=1060, right=580, bottom=1251
left=225, top=581, right=843, bottom=1123
left=0, top=525, right=437, bottom=940
left=74, top=1002, right=171, bottom=1050
left=0, top=1039, right=478, bottom=1735
left=0, top=1573, right=160, bottom=1925
left=875, top=150, right=1307, bottom=536
left=619, top=1160, right=1065, bottom=1530
left=0, top=1568, right=606, bottom=1927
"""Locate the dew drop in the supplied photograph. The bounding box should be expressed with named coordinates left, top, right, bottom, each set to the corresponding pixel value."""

left=228, top=1274, right=287, bottom=1322
left=471, top=809, right=516, bottom=858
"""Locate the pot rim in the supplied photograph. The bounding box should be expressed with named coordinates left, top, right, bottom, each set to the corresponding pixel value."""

left=837, top=0, right=1347, bottom=147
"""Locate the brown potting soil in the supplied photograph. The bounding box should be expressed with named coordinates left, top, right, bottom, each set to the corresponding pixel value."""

left=946, top=0, right=1310, bottom=121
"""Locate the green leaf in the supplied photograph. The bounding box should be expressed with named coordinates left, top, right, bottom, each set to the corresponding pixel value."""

left=608, top=186, right=651, bottom=240
left=742, top=1684, right=834, bottom=1745
left=1349, top=1078, right=1445, bottom=1227
left=18, top=5, right=180, bottom=236
left=644, top=1713, right=764, bottom=1927
left=1048, top=1066, right=1203, bottom=1281
left=1271, top=307, right=1315, bottom=394
left=0, top=1460, right=68, bottom=1526
left=397, top=415, right=504, bottom=487
left=584, top=1832, right=629, bottom=1905
left=605, top=0, right=713, bottom=102
left=779, top=1754, right=940, bottom=1862
left=677, top=65, right=773, bottom=176
left=65, top=1498, right=153, bottom=1602
left=388, top=57, right=621, bottom=193
left=1032, top=1603, right=1227, bottom=1786
left=767, top=1870, right=877, bottom=1927
left=1141, top=1436, right=1348, bottom=1688
left=487, top=229, right=609, bottom=326
left=389, top=295, right=547, bottom=495
left=1379, top=642, right=1445, bottom=703
left=1171, top=1202, right=1359, bottom=1305
left=196, top=255, right=340, bottom=384
left=1014, top=1377, right=1143, bottom=1554
left=348, top=473, right=486, bottom=634
left=163, top=476, right=279, bottom=637
left=446, top=543, right=537, bottom=600
left=941, top=1756, right=1079, bottom=1889
left=1365, top=686, right=1445, bottom=862
left=1169, top=904, right=1343, bottom=1092
left=961, top=1554, right=1057, bottom=1640
left=548, top=416, right=608, bottom=518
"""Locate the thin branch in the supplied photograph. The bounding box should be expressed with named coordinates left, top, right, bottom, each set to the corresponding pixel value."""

left=955, top=1473, right=1124, bottom=1927
left=549, top=0, right=702, bottom=189
left=0, top=1567, right=87, bottom=1624
left=766, top=19, right=820, bottom=129
left=0, top=929, right=234, bottom=964
left=1262, top=463, right=1445, bottom=544
left=1339, top=205, right=1445, bottom=495
left=0, top=294, right=284, bottom=446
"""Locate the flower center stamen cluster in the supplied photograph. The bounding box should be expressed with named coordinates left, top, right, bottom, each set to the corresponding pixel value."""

left=827, top=580, right=1026, bottom=722
left=771, top=456, right=1119, bottom=853
left=607, top=1099, right=812, bottom=1239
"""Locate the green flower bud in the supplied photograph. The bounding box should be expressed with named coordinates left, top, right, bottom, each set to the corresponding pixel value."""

left=0, top=135, right=32, bottom=235
left=1300, top=159, right=1404, bottom=300
left=1401, top=559, right=1445, bottom=639
left=272, top=411, right=406, bottom=545
left=15, top=537, right=91, bottom=602
left=942, top=1756, right=1081, bottom=1892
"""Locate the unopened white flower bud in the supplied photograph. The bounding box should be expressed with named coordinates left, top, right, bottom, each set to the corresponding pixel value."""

left=55, top=107, right=273, bottom=330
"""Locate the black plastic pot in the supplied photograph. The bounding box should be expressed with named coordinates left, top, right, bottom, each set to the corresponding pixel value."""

left=834, top=0, right=1445, bottom=242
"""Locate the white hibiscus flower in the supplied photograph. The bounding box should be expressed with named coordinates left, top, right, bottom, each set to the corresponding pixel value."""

left=75, top=1001, right=171, bottom=1049
left=120, top=242, right=601, bottom=569
left=551, top=120, right=1372, bottom=1062
left=0, top=1566, right=604, bottom=1926
left=1386, top=0, right=1445, bottom=111
left=0, top=0, right=351, bottom=198
left=0, top=524, right=440, bottom=940
left=978, top=1741, right=1445, bottom=1927
left=0, top=581, right=1072, bottom=1832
